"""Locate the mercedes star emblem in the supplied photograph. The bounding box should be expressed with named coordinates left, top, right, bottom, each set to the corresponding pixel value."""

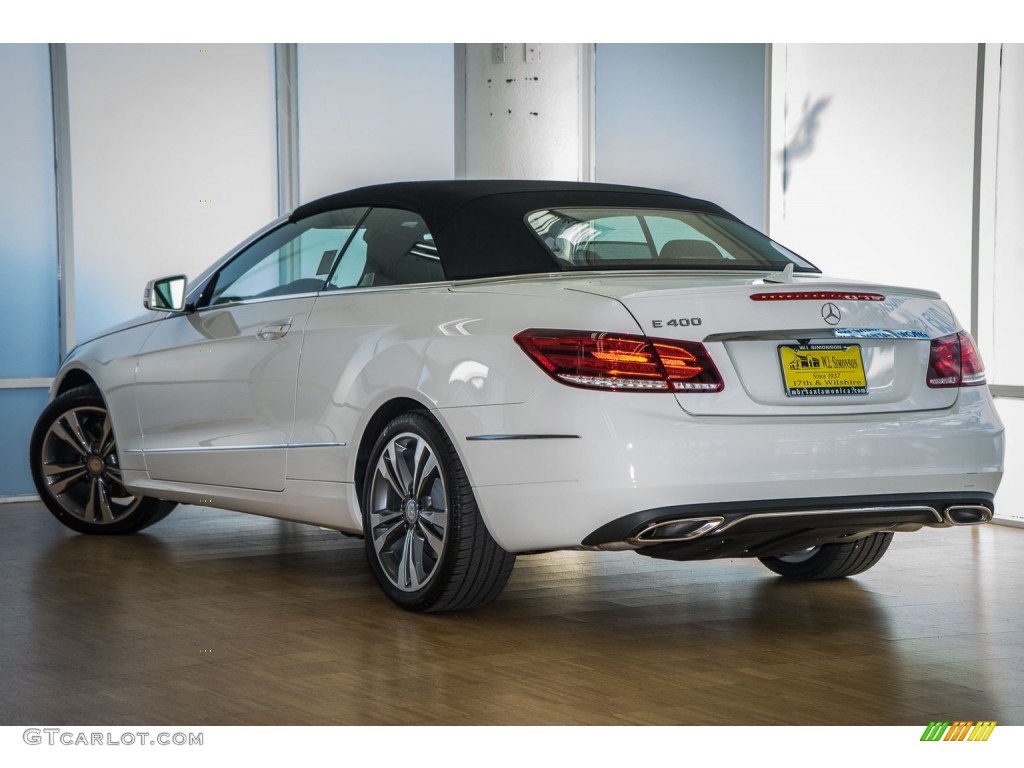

left=821, top=302, right=842, bottom=325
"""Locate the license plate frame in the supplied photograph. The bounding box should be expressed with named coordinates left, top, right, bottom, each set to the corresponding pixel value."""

left=778, top=344, right=868, bottom=397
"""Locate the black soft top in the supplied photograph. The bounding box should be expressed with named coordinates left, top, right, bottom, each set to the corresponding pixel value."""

left=290, top=180, right=735, bottom=280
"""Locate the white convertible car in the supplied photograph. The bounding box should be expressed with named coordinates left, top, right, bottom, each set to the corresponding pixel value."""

left=30, top=181, right=1004, bottom=611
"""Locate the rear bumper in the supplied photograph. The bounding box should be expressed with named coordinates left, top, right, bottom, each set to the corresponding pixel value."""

left=581, top=491, right=994, bottom=561
left=434, top=386, right=1004, bottom=553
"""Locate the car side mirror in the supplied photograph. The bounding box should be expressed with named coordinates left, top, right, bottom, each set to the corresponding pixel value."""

left=143, top=275, right=188, bottom=312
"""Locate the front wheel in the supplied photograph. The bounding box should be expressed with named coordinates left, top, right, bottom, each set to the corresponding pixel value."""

left=361, top=411, right=515, bottom=612
left=30, top=386, right=176, bottom=534
left=758, top=532, right=893, bottom=580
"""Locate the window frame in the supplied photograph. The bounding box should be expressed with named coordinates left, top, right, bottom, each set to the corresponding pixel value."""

left=195, top=207, right=371, bottom=310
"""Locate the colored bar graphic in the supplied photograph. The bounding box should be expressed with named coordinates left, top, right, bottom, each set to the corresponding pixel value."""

left=968, top=721, right=997, bottom=741
left=920, top=720, right=996, bottom=742
left=945, top=721, right=971, bottom=741
left=921, top=721, right=950, bottom=741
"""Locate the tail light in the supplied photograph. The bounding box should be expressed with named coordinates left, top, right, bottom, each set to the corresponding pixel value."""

left=514, top=329, right=724, bottom=393
left=926, top=331, right=986, bottom=388
left=750, top=291, right=886, bottom=302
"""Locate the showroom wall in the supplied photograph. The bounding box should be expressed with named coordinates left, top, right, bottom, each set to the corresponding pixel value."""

left=767, top=44, right=977, bottom=319
left=984, top=45, right=1024, bottom=386
left=768, top=43, right=1022, bottom=526
left=0, top=43, right=458, bottom=496
left=596, top=44, right=767, bottom=229
left=297, top=44, right=454, bottom=202
left=982, top=44, right=1024, bottom=526
left=0, top=44, right=59, bottom=496
left=64, top=43, right=457, bottom=345
left=66, top=44, right=280, bottom=343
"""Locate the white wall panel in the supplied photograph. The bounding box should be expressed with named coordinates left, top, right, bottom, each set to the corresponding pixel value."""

left=993, top=397, right=1024, bottom=525
left=66, top=44, right=278, bottom=343
left=297, top=44, right=454, bottom=203
left=596, top=44, right=767, bottom=229
left=990, top=45, right=1024, bottom=387
left=769, top=45, right=977, bottom=324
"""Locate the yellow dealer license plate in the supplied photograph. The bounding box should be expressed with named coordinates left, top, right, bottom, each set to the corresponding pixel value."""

left=779, top=344, right=868, bottom=397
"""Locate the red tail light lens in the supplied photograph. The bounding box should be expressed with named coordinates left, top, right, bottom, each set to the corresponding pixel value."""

left=959, top=333, right=987, bottom=386
left=927, top=331, right=986, bottom=388
left=514, top=330, right=724, bottom=393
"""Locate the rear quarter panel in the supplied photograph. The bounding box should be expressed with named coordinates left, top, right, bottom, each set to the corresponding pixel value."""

left=288, top=282, right=642, bottom=484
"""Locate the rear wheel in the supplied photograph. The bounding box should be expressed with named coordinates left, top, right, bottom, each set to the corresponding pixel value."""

left=30, top=386, right=176, bottom=534
left=361, top=411, right=515, bottom=612
left=758, top=532, right=893, bottom=580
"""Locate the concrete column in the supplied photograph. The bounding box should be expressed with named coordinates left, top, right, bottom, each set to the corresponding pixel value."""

left=458, top=44, right=593, bottom=181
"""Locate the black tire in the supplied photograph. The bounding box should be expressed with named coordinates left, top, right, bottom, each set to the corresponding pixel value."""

left=29, top=385, right=177, bottom=535
left=361, top=411, right=516, bottom=612
left=758, top=532, right=893, bottom=580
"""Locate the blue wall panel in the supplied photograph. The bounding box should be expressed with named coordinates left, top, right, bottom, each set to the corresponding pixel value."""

left=0, top=389, right=49, bottom=496
left=0, top=44, right=59, bottom=378
left=0, top=44, right=59, bottom=496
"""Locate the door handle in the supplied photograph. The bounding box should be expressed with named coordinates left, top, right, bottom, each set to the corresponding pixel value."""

left=256, top=320, right=292, bottom=340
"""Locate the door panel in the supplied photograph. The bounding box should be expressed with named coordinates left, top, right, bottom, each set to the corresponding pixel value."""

left=135, top=297, right=315, bottom=491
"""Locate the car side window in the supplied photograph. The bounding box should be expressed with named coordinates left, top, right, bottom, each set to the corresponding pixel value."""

left=206, top=208, right=368, bottom=306
left=325, top=207, right=444, bottom=290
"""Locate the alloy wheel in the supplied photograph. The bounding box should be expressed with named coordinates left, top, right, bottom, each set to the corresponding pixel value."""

left=38, top=405, right=140, bottom=524
left=367, top=431, right=449, bottom=592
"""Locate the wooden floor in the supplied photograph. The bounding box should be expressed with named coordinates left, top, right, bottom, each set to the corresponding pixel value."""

left=1, top=501, right=1022, bottom=726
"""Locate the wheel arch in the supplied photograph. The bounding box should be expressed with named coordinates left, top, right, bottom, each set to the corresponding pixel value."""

left=354, top=396, right=437, bottom=501
left=54, top=367, right=100, bottom=398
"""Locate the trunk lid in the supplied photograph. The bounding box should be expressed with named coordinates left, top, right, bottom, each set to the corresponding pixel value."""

left=566, top=273, right=961, bottom=416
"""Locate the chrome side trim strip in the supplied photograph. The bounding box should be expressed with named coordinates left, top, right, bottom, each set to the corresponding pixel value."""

left=466, top=434, right=580, bottom=441
left=704, top=329, right=835, bottom=342
left=193, top=291, right=322, bottom=312
left=128, top=441, right=346, bottom=454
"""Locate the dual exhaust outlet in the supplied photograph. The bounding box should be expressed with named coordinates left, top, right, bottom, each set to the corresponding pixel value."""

left=629, top=503, right=994, bottom=545
left=943, top=504, right=994, bottom=526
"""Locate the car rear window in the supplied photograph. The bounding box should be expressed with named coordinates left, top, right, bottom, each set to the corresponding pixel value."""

left=526, top=208, right=818, bottom=273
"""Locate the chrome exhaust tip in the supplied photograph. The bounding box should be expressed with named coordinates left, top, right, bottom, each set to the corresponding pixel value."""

left=629, top=517, right=724, bottom=545
left=943, top=505, right=993, bottom=526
